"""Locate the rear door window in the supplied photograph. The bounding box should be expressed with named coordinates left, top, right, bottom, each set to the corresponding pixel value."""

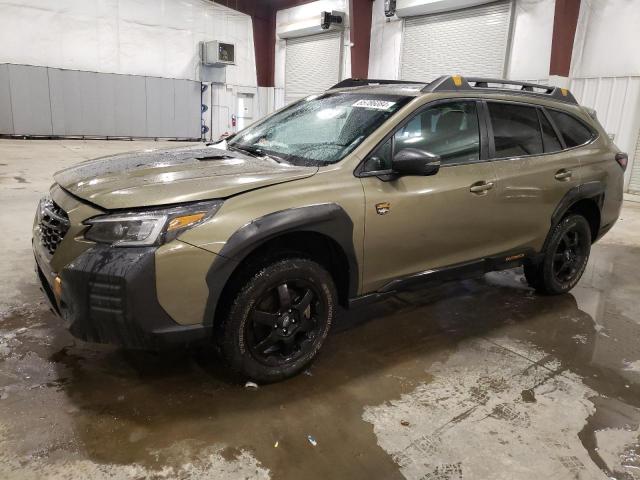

left=487, top=103, right=543, bottom=158
left=546, top=110, right=594, bottom=148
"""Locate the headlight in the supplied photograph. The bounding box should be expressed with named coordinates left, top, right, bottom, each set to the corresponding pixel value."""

left=84, top=200, right=223, bottom=246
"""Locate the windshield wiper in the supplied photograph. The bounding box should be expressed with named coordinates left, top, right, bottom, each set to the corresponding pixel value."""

left=230, top=144, right=290, bottom=165
left=228, top=144, right=260, bottom=158
left=263, top=152, right=290, bottom=165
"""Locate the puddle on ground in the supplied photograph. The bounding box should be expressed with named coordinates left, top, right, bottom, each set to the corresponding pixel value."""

left=0, top=243, right=639, bottom=479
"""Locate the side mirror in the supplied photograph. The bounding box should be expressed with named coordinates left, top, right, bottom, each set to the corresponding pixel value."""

left=392, top=148, right=441, bottom=176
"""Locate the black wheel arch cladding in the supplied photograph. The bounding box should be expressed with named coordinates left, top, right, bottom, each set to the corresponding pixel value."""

left=548, top=181, right=604, bottom=247
left=551, top=181, right=604, bottom=227
left=202, top=203, right=358, bottom=326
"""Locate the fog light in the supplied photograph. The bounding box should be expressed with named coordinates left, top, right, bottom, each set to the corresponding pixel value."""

left=53, top=276, right=62, bottom=300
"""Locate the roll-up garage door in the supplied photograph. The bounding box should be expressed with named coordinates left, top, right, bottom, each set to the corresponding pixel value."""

left=285, top=31, right=342, bottom=105
left=400, top=1, right=512, bottom=82
left=629, top=129, right=640, bottom=194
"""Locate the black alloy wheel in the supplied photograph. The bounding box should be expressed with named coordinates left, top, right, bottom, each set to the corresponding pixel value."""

left=551, top=227, right=588, bottom=284
left=246, top=280, right=325, bottom=366
left=219, top=258, right=336, bottom=382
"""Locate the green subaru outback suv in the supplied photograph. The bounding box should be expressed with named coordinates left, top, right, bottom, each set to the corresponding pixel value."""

left=33, top=76, right=626, bottom=382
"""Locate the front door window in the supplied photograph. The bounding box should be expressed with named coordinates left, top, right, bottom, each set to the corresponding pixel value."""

left=362, top=101, right=481, bottom=173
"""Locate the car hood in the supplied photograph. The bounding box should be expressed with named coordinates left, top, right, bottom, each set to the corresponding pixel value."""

left=54, top=145, right=318, bottom=209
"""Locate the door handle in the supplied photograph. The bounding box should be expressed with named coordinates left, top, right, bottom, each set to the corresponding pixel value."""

left=469, top=181, right=494, bottom=194
left=555, top=169, right=573, bottom=181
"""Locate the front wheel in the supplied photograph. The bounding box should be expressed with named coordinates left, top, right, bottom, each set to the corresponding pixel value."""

left=524, top=214, right=591, bottom=295
left=219, top=258, right=336, bottom=383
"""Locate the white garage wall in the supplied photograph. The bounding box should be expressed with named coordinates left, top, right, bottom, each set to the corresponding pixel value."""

left=506, top=0, right=554, bottom=82
left=0, top=0, right=257, bottom=84
left=571, top=0, right=640, bottom=191
left=368, top=0, right=554, bottom=82
left=368, top=0, right=404, bottom=79
left=571, top=0, right=640, bottom=79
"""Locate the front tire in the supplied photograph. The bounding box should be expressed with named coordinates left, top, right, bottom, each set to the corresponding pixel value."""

left=219, top=258, right=336, bottom=383
left=524, top=214, right=591, bottom=295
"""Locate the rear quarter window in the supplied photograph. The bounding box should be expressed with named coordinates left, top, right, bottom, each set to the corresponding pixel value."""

left=538, top=110, right=562, bottom=153
left=547, top=110, right=595, bottom=148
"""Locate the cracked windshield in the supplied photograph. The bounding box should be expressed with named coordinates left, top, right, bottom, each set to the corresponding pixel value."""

left=228, top=93, right=411, bottom=166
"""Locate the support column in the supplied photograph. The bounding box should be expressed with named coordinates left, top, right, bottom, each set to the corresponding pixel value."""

left=216, top=0, right=275, bottom=87
left=349, top=0, right=374, bottom=79
left=549, top=0, right=581, bottom=88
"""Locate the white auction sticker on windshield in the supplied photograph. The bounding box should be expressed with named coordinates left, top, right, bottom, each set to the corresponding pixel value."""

left=352, top=99, right=396, bottom=110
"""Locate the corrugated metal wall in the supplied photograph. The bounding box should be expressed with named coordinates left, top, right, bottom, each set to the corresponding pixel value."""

left=630, top=130, right=640, bottom=194
left=0, top=63, right=201, bottom=139
left=570, top=76, right=640, bottom=193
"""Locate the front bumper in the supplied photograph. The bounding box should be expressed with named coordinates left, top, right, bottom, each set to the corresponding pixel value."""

left=34, top=243, right=212, bottom=349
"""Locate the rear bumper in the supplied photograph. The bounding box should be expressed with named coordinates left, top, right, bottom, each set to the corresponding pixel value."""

left=595, top=219, right=617, bottom=242
left=34, top=243, right=211, bottom=349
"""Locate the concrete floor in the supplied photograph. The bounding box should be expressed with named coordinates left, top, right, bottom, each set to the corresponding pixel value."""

left=1, top=139, right=640, bottom=479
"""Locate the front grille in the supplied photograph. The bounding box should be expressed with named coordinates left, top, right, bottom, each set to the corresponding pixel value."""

left=38, top=198, right=70, bottom=256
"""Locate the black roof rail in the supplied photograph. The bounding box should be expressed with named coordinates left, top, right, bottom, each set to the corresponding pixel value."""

left=422, top=75, right=578, bottom=104
left=330, top=78, right=425, bottom=89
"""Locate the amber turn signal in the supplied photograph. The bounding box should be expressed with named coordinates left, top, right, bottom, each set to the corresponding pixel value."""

left=167, top=213, right=206, bottom=232
left=53, top=276, right=62, bottom=300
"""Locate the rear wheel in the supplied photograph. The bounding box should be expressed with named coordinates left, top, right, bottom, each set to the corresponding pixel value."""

left=219, top=258, right=336, bottom=383
left=524, top=214, right=591, bottom=295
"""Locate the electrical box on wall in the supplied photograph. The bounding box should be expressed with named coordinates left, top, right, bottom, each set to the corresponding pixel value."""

left=201, top=41, right=235, bottom=66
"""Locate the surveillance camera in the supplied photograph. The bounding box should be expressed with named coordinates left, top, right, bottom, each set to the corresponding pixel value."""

left=321, top=11, right=343, bottom=30
left=321, top=12, right=331, bottom=29
left=384, top=0, right=397, bottom=17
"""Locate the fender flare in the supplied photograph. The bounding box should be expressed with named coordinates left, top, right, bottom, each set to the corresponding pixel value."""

left=533, top=181, right=606, bottom=262
left=202, top=203, right=358, bottom=325
left=550, top=181, right=605, bottom=228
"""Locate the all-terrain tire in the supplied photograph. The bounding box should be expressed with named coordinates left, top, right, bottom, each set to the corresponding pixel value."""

left=219, top=257, right=336, bottom=383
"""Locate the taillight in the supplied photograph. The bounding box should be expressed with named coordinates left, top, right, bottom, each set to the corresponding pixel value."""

left=615, top=152, right=628, bottom=171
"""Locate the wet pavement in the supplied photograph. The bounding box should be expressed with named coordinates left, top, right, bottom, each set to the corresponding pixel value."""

left=1, top=139, right=640, bottom=479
